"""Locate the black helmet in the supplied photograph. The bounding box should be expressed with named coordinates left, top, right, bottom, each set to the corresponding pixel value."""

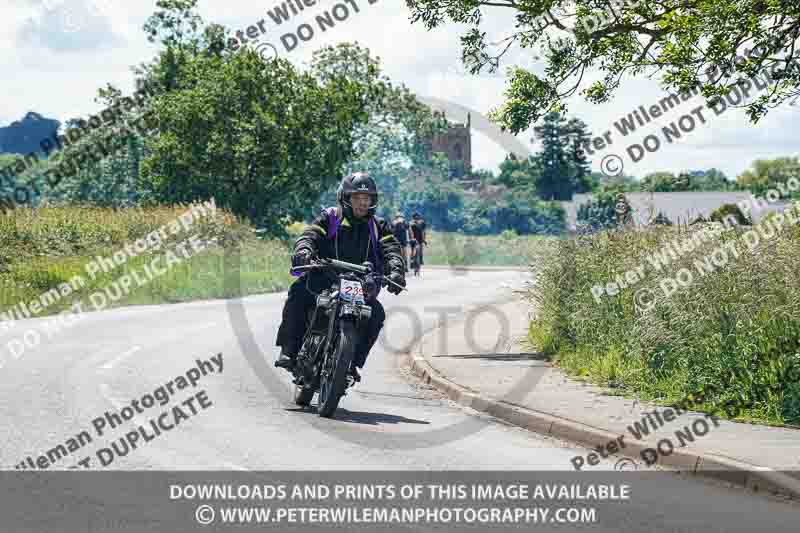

left=337, top=172, right=378, bottom=218
left=412, top=212, right=421, bottom=219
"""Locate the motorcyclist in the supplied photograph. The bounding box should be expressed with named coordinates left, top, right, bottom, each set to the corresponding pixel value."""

left=274, top=172, right=406, bottom=382
left=409, top=212, right=427, bottom=267
left=391, top=212, right=410, bottom=270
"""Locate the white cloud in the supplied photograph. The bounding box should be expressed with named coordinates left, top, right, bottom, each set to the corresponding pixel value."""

left=15, top=0, right=127, bottom=51
left=0, top=0, right=796, bottom=181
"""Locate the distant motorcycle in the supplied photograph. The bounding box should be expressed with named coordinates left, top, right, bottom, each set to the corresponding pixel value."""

left=286, top=258, right=405, bottom=418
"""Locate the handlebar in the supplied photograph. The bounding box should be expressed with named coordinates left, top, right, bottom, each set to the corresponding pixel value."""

left=293, top=258, right=408, bottom=292
left=292, top=258, right=369, bottom=274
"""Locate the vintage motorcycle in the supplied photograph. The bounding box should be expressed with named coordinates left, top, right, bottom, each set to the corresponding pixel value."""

left=284, top=258, right=405, bottom=418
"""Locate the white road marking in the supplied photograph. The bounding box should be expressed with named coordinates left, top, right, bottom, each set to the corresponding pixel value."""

left=97, top=322, right=217, bottom=371
left=101, top=345, right=142, bottom=370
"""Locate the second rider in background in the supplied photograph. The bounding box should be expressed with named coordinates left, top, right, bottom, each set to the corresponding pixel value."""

left=391, top=212, right=411, bottom=271
left=409, top=212, right=426, bottom=273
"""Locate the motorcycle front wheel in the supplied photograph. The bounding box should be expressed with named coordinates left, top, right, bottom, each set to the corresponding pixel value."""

left=317, top=321, right=356, bottom=418
left=294, top=385, right=315, bottom=406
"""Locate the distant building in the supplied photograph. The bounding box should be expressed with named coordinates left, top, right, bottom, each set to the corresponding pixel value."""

left=562, top=191, right=792, bottom=231
left=423, top=111, right=472, bottom=178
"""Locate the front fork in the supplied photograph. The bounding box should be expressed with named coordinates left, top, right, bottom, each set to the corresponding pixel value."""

left=320, top=302, right=370, bottom=386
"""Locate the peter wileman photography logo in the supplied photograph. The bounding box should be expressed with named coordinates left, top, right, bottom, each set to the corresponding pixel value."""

left=231, top=0, right=380, bottom=63
left=251, top=41, right=280, bottom=62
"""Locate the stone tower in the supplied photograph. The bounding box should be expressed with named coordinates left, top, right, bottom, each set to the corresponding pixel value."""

left=425, top=112, right=472, bottom=177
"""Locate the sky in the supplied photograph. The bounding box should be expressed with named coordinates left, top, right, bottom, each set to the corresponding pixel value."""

left=1, top=0, right=798, bottom=182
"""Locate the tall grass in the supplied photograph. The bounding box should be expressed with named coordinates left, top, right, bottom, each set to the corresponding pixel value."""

left=526, top=209, right=800, bottom=426
left=0, top=204, right=293, bottom=319
left=425, top=230, right=558, bottom=267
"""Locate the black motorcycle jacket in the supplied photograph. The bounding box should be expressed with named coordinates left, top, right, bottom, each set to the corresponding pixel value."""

left=294, top=208, right=405, bottom=277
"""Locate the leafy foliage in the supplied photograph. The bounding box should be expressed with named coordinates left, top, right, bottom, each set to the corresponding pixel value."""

left=492, top=111, right=595, bottom=201
left=310, top=42, right=449, bottom=168
left=576, top=191, right=630, bottom=232
left=465, top=189, right=566, bottom=235
left=736, top=156, right=800, bottom=197
left=710, top=203, right=751, bottom=225
left=405, top=0, right=800, bottom=133
left=140, top=48, right=369, bottom=234
left=639, top=169, right=736, bottom=192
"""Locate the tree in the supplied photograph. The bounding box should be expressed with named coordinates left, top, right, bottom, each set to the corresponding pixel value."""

left=310, top=42, right=449, bottom=168
left=140, top=49, right=370, bottom=233
left=472, top=188, right=566, bottom=235
left=533, top=112, right=572, bottom=200
left=395, top=155, right=466, bottom=231
left=564, top=118, right=593, bottom=193
left=694, top=168, right=734, bottom=191
left=737, top=157, right=800, bottom=196
left=471, top=168, right=496, bottom=183
left=640, top=172, right=679, bottom=192
left=405, top=0, right=800, bottom=134
left=597, top=171, right=639, bottom=192
left=496, top=154, right=540, bottom=193
left=304, top=42, right=452, bottom=219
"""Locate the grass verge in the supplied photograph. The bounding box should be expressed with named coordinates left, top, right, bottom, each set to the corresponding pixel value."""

left=0, top=204, right=293, bottom=321
left=424, top=230, right=558, bottom=267
left=525, top=209, right=800, bottom=426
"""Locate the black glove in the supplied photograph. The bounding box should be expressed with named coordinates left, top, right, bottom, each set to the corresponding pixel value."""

left=363, top=275, right=379, bottom=301
left=291, top=250, right=316, bottom=268
left=386, top=271, right=405, bottom=294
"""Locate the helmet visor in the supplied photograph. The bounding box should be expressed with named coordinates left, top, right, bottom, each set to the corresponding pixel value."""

left=348, top=191, right=378, bottom=210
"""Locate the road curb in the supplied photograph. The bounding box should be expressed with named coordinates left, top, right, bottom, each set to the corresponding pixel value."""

left=401, top=349, right=800, bottom=503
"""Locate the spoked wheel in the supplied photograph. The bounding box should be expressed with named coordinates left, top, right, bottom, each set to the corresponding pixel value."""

left=317, top=322, right=356, bottom=418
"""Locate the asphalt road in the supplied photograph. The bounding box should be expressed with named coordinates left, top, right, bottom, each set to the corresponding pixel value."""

left=1, top=268, right=798, bottom=531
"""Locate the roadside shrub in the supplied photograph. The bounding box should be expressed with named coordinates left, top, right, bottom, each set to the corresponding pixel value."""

left=710, top=203, right=751, bottom=226
left=576, top=191, right=631, bottom=232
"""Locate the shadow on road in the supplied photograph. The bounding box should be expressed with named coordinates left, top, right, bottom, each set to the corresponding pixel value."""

left=432, top=352, right=549, bottom=361
left=283, top=406, right=431, bottom=427
left=333, top=409, right=431, bottom=426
